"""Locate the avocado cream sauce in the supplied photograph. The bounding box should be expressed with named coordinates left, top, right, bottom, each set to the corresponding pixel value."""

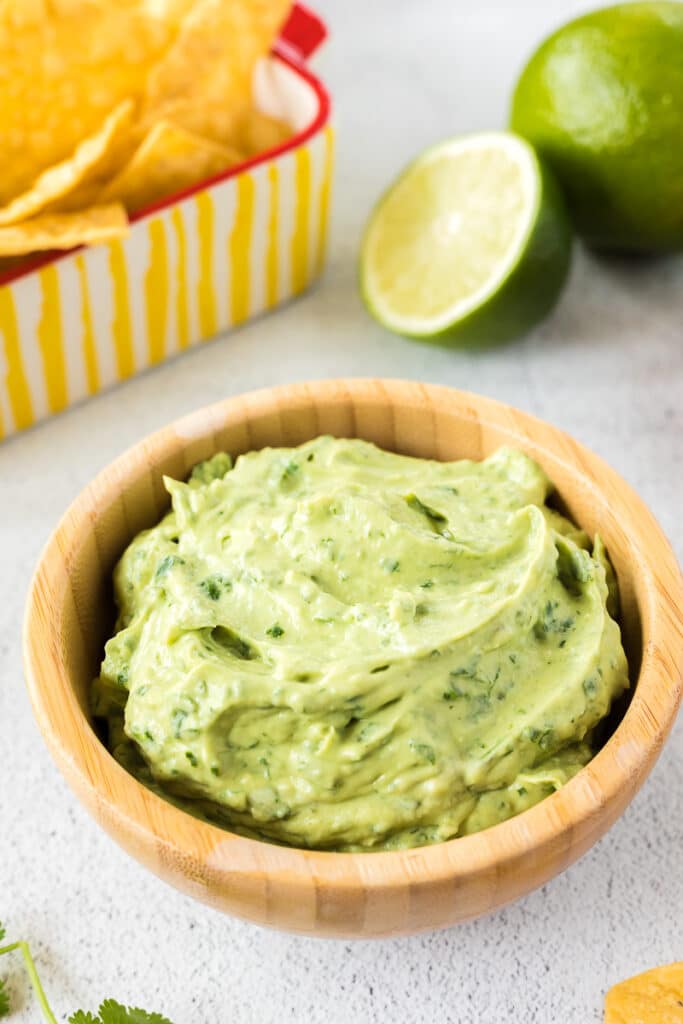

left=93, top=438, right=629, bottom=851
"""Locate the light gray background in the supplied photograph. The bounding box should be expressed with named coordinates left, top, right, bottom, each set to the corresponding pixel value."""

left=1, top=1, right=682, bottom=1021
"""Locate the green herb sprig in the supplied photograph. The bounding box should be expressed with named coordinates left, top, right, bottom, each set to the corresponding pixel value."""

left=0, top=921, right=174, bottom=1024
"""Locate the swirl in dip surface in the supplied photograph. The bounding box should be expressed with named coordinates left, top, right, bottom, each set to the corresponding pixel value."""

left=93, top=438, right=629, bottom=851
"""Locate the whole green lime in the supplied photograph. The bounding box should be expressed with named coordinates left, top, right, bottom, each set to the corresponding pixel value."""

left=510, top=3, right=683, bottom=252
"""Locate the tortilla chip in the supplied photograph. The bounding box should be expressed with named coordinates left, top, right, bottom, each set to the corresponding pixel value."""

left=99, top=119, right=244, bottom=213
left=141, top=0, right=292, bottom=145
left=0, top=1, right=183, bottom=203
left=0, top=1, right=291, bottom=259
left=605, top=962, right=683, bottom=1023
left=236, top=110, right=292, bottom=157
left=0, top=204, right=128, bottom=256
left=0, top=99, right=135, bottom=226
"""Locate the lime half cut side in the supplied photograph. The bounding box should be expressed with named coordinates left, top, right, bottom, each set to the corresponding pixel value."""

left=360, top=131, right=572, bottom=346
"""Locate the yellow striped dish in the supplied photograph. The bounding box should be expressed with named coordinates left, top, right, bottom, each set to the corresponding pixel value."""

left=0, top=56, right=333, bottom=440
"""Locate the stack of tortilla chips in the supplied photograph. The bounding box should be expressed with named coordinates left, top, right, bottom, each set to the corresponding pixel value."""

left=0, top=0, right=292, bottom=260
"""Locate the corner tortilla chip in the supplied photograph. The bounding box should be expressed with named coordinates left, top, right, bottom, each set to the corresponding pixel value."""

left=605, top=962, right=683, bottom=1023
left=0, top=99, right=135, bottom=226
left=99, top=120, right=244, bottom=213
left=141, top=0, right=292, bottom=145
left=0, top=1, right=185, bottom=203
left=236, top=109, right=292, bottom=157
left=0, top=204, right=128, bottom=256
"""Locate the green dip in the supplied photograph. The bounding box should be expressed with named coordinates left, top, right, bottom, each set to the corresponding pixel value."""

left=93, top=437, right=629, bottom=851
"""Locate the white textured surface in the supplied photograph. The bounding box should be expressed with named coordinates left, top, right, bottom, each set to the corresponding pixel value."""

left=1, top=1, right=682, bottom=1021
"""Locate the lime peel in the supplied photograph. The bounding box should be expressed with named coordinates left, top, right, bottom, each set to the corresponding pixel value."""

left=510, top=2, right=683, bottom=252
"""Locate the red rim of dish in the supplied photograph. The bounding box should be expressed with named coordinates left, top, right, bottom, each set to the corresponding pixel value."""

left=0, top=48, right=331, bottom=289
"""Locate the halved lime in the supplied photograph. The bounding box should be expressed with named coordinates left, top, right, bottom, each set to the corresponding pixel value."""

left=360, top=131, right=572, bottom=346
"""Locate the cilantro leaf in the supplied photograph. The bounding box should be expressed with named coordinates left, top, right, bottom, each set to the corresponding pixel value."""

left=69, top=1001, right=175, bottom=1024
left=119, top=1009, right=175, bottom=1024
left=97, top=1000, right=174, bottom=1024
left=1, top=918, right=174, bottom=1024
left=0, top=924, right=9, bottom=1019
left=0, top=977, right=10, bottom=1018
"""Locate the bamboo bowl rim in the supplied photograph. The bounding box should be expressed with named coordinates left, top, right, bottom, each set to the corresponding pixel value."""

left=23, top=380, right=683, bottom=909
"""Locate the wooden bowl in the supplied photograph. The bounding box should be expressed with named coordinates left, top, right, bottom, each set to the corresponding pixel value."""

left=24, top=380, right=683, bottom=938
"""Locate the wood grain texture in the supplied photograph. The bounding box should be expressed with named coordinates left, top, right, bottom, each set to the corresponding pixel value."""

left=23, top=379, right=683, bottom=938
